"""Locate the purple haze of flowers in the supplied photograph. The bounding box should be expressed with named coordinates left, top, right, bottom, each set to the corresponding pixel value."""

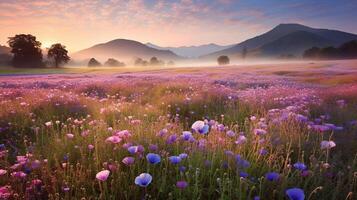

left=146, top=153, right=161, bottom=164
left=286, top=188, right=305, bottom=200
left=135, top=173, right=152, bottom=187
left=176, top=181, right=188, bottom=189
left=169, top=156, right=182, bottom=164
left=265, top=172, right=280, bottom=181
left=293, top=162, right=307, bottom=171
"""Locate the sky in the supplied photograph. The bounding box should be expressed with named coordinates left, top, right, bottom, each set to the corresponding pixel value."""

left=0, top=0, right=357, bottom=52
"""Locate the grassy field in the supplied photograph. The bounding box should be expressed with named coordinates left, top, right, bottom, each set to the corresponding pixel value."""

left=0, top=60, right=356, bottom=199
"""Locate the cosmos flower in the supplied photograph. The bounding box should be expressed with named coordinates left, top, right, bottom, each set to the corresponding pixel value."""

left=146, top=153, right=161, bottom=164
left=226, top=130, right=236, bottom=137
left=235, top=135, right=247, bottom=144
left=88, top=144, right=94, bottom=150
left=105, top=136, right=122, bottom=144
left=265, top=172, right=280, bottom=181
left=286, top=188, right=305, bottom=200
left=169, top=156, right=182, bottom=164
left=0, top=169, right=7, bottom=176
left=176, top=181, right=188, bottom=189
left=191, top=120, right=209, bottom=134
left=293, top=162, right=307, bottom=171
left=66, top=133, right=74, bottom=139
left=135, top=173, right=152, bottom=187
left=96, top=170, right=110, bottom=181
left=254, top=129, right=267, bottom=136
left=122, top=157, right=135, bottom=166
left=320, top=140, right=336, bottom=150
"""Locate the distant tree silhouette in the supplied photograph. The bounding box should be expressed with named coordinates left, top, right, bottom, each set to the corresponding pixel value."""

left=303, top=40, right=357, bottom=60
left=104, top=58, right=125, bottom=67
left=134, top=58, right=148, bottom=66
left=149, top=57, right=164, bottom=66
left=217, top=55, right=230, bottom=65
left=88, top=58, right=101, bottom=67
left=0, top=54, right=12, bottom=66
left=47, top=43, right=70, bottom=68
left=8, top=34, right=43, bottom=68
left=242, top=46, right=248, bottom=59
left=149, top=57, right=159, bottom=66
left=303, top=47, right=320, bottom=59
left=339, top=40, right=357, bottom=58
left=167, top=60, right=175, bottom=66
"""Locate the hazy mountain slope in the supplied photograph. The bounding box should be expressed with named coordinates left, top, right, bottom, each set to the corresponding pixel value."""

left=72, top=39, right=180, bottom=62
left=146, top=43, right=233, bottom=58
left=259, top=31, right=333, bottom=56
left=205, top=23, right=357, bottom=58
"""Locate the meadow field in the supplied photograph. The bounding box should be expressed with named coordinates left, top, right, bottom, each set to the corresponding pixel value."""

left=0, top=60, right=357, bottom=199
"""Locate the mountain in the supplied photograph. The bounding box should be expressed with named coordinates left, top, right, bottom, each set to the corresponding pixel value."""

left=146, top=43, right=233, bottom=58
left=204, top=23, right=357, bottom=58
left=72, top=39, right=181, bottom=62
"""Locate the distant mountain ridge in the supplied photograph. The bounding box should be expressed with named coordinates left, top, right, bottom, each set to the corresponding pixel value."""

left=204, top=23, right=357, bottom=58
left=71, top=39, right=181, bottom=62
left=146, top=43, right=233, bottom=58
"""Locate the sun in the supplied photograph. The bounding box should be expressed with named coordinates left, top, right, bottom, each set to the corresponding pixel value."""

left=42, top=40, right=55, bottom=49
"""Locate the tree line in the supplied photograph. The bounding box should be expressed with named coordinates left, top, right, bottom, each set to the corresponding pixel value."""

left=7, top=34, right=70, bottom=68
left=303, top=40, right=357, bottom=60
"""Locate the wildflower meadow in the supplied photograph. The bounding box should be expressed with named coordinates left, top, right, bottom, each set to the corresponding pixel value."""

left=0, top=63, right=356, bottom=199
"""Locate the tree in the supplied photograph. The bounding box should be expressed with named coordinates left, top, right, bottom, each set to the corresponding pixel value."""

left=167, top=60, right=175, bottom=66
left=149, top=57, right=164, bottom=66
left=8, top=34, right=43, bottom=68
left=134, top=58, right=148, bottom=66
left=88, top=58, right=101, bottom=67
left=339, top=40, right=357, bottom=58
left=104, top=58, right=125, bottom=67
left=217, top=55, right=230, bottom=65
left=47, top=43, right=70, bottom=68
left=303, top=47, right=320, bottom=59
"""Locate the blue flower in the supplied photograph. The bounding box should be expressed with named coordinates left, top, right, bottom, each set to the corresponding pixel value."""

left=191, top=121, right=209, bottom=134
left=236, top=155, right=250, bottom=169
left=146, top=153, right=161, bottom=164
left=182, top=131, right=193, bottom=141
left=239, top=171, right=249, bottom=178
left=293, top=162, right=307, bottom=171
left=179, top=153, right=188, bottom=159
left=265, top=172, right=280, bottom=181
left=169, top=156, right=182, bottom=164
left=128, top=146, right=138, bottom=154
left=286, top=188, right=305, bottom=200
left=135, top=173, right=152, bottom=187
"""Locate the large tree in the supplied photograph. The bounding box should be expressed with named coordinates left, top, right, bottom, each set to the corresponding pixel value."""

left=8, top=34, right=43, bottom=68
left=217, top=55, right=230, bottom=65
left=47, top=43, right=70, bottom=68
